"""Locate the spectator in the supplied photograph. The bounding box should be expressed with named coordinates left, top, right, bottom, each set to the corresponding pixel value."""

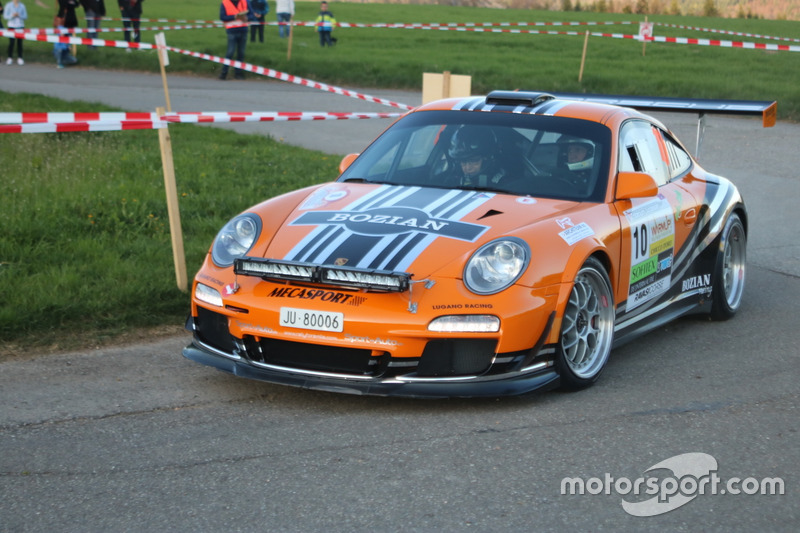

left=219, top=0, right=254, bottom=80
left=57, top=0, right=80, bottom=31
left=314, top=1, right=335, bottom=47
left=0, top=1, right=4, bottom=31
left=81, top=0, right=106, bottom=46
left=54, top=25, right=78, bottom=68
left=275, top=0, right=293, bottom=38
left=3, top=0, right=27, bottom=65
left=249, top=0, right=267, bottom=43
left=118, top=0, right=143, bottom=48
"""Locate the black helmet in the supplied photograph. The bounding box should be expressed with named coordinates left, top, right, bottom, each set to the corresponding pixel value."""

left=448, top=126, right=497, bottom=162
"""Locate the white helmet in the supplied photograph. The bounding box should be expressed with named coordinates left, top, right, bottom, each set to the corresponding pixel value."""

left=560, top=137, right=594, bottom=172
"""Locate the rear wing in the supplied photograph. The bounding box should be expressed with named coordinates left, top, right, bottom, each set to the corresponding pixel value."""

left=552, top=92, right=777, bottom=157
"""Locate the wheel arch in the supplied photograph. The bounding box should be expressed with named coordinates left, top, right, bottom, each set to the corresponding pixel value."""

left=547, top=245, right=615, bottom=345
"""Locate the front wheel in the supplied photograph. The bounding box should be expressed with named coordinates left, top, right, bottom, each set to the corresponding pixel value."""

left=710, top=213, right=746, bottom=320
left=556, top=257, right=615, bottom=390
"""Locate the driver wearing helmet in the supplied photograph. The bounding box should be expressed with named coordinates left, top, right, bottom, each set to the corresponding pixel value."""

left=558, top=136, right=595, bottom=181
left=447, top=126, right=506, bottom=187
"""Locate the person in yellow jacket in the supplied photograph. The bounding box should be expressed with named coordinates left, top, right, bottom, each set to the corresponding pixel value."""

left=315, top=1, right=336, bottom=47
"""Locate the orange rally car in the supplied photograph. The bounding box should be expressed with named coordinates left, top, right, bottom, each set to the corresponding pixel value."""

left=182, top=90, right=769, bottom=397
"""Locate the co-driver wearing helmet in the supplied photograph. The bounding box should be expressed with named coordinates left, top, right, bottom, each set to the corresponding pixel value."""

left=447, top=126, right=506, bottom=188
left=558, top=136, right=594, bottom=183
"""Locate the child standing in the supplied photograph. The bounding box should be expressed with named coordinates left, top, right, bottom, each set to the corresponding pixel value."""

left=3, top=0, right=27, bottom=65
left=54, top=25, right=78, bottom=68
left=315, top=1, right=336, bottom=47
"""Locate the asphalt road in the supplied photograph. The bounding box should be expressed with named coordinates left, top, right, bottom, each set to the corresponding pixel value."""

left=1, top=66, right=799, bottom=532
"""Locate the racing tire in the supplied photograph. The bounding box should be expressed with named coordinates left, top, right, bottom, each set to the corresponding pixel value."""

left=709, top=213, right=746, bottom=321
left=556, top=257, right=615, bottom=390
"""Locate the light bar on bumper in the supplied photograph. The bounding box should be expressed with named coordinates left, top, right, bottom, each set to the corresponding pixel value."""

left=234, top=258, right=411, bottom=292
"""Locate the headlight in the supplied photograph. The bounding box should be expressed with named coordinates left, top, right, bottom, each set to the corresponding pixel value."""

left=463, top=238, right=529, bottom=295
left=428, top=315, right=500, bottom=332
left=211, top=213, right=262, bottom=267
left=195, top=283, right=223, bottom=307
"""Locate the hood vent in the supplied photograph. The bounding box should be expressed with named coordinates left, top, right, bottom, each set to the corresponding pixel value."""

left=478, top=209, right=504, bottom=220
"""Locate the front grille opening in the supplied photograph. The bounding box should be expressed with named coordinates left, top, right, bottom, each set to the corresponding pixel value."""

left=416, top=339, right=497, bottom=377
left=195, top=307, right=237, bottom=354
left=244, top=336, right=382, bottom=375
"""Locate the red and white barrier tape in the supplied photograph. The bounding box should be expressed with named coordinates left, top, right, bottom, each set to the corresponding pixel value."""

left=654, top=23, right=800, bottom=44
left=290, top=20, right=633, bottom=29
left=0, top=120, right=163, bottom=134
left=18, top=23, right=224, bottom=36
left=165, top=111, right=402, bottom=123
left=0, top=111, right=403, bottom=134
left=15, top=19, right=630, bottom=36
left=16, top=18, right=797, bottom=45
left=590, top=30, right=800, bottom=52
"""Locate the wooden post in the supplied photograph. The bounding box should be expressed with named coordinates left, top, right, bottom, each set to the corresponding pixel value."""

left=287, top=16, right=294, bottom=60
left=156, top=106, right=188, bottom=292
left=422, top=72, right=471, bottom=104
left=579, top=31, right=589, bottom=83
left=642, top=16, right=648, bottom=57
left=155, top=33, right=172, bottom=112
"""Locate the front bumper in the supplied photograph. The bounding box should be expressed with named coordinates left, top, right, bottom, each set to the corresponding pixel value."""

left=182, top=337, right=560, bottom=398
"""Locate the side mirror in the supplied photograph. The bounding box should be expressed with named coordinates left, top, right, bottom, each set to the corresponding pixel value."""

left=339, top=153, right=359, bottom=174
left=615, top=171, right=659, bottom=200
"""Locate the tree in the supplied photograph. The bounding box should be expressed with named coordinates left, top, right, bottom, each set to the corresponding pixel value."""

left=702, top=0, right=719, bottom=17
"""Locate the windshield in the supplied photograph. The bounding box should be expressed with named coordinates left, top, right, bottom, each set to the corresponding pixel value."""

left=339, top=110, right=611, bottom=202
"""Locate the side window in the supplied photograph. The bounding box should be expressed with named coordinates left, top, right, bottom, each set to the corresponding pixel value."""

left=618, top=120, right=670, bottom=186
left=661, top=131, right=693, bottom=179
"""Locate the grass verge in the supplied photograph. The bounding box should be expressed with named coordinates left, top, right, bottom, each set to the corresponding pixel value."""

left=0, top=93, right=339, bottom=351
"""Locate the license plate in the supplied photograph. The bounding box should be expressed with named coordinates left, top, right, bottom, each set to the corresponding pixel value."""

left=279, top=307, right=344, bottom=332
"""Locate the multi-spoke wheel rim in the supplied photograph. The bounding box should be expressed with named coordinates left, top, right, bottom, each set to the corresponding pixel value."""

left=722, top=220, right=747, bottom=310
left=561, top=267, right=614, bottom=379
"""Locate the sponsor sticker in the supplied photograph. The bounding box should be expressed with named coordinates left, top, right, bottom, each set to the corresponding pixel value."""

left=624, top=197, right=675, bottom=311
left=299, top=185, right=350, bottom=210
left=559, top=222, right=595, bottom=246
left=291, top=206, right=487, bottom=241
left=267, top=286, right=366, bottom=306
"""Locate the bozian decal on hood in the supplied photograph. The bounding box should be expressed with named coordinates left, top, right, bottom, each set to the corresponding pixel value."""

left=284, top=185, right=493, bottom=272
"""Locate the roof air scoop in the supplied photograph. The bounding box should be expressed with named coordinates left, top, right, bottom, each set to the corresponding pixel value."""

left=485, top=91, right=555, bottom=107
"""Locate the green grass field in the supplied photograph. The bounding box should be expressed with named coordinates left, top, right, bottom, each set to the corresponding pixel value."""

left=2, top=2, right=798, bottom=350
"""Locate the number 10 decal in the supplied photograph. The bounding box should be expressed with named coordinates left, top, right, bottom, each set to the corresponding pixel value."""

left=623, top=198, right=676, bottom=312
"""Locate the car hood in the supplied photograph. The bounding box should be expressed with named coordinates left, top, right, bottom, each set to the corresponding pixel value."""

left=255, top=183, right=579, bottom=279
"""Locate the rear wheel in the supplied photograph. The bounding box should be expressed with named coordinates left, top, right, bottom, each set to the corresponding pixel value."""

left=710, top=213, right=746, bottom=320
left=556, top=257, right=615, bottom=390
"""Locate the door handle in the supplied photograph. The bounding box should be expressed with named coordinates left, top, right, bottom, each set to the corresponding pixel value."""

left=684, top=207, right=697, bottom=225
